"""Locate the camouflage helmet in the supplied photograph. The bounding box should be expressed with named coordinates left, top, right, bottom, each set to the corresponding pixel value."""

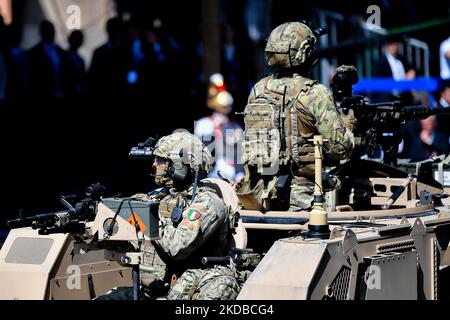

left=265, top=22, right=317, bottom=69
left=153, top=131, right=212, bottom=173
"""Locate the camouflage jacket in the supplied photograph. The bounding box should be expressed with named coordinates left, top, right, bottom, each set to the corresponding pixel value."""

left=248, top=74, right=354, bottom=177
left=248, top=74, right=354, bottom=179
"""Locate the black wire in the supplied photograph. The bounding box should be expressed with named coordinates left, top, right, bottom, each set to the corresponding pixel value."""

left=127, top=200, right=143, bottom=241
left=107, top=199, right=126, bottom=237
left=191, top=170, right=199, bottom=204
left=127, top=200, right=140, bottom=231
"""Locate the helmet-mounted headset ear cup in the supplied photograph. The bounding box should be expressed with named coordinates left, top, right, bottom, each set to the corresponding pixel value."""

left=294, top=35, right=316, bottom=66
left=169, top=163, right=189, bottom=184
left=168, top=148, right=191, bottom=185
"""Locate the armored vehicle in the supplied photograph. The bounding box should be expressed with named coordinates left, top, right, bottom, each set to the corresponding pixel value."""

left=1, top=151, right=449, bottom=300
left=237, top=155, right=450, bottom=300
left=1, top=65, right=450, bottom=299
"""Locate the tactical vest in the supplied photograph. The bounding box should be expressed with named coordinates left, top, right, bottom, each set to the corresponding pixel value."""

left=242, top=75, right=316, bottom=175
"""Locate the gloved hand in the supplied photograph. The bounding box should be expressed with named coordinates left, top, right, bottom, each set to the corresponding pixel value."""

left=130, top=193, right=151, bottom=201
left=339, top=108, right=357, bottom=131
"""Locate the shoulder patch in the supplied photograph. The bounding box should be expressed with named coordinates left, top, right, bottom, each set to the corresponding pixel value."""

left=187, top=209, right=202, bottom=221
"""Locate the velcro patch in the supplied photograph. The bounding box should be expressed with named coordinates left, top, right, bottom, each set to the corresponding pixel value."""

left=187, top=209, right=202, bottom=221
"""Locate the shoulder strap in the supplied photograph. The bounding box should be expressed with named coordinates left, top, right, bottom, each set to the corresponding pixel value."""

left=288, top=77, right=317, bottom=162
left=200, top=178, right=240, bottom=233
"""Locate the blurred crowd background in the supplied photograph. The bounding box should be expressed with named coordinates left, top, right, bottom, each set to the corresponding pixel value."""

left=0, top=0, right=449, bottom=228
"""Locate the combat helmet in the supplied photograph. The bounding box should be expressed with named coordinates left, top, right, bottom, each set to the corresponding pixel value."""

left=153, top=131, right=213, bottom=183
left=265, top=22, right=317, bottom=69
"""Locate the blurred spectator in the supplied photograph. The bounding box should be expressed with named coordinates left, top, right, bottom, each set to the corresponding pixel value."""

left=143, top=28, right=167, bottom=64
left=374, top=36, right=416, bottom=102
left=437, top=80, right=450, bottom=108
left=220, top=23, right=252, bottom=108
left=0, top=52, right=5, bottom=103
left=89, top=17, right=129, bottom=99
left=400, top=115, right=450, bottom=162
left=137, top=27, right=170, bottom=100
left=221, top=24, right=238, bottom=90
left=64, top=30, right=86, bottom=99
left=435, top=80, right=450, bottom=136
left=194, top=73, right=244, bottom=182
left=124, top=19, right=144, bottom=88
left=0, top=17, right=5, bottom=102
left=376, top=37, right=416, bottom=81
left=27, top=20, right=66, bottom=100
left=440, top=36, right=450, bottom=80
left=0, top=16, right=5, bottom=91
left=3, top=22, right=29, bottom=102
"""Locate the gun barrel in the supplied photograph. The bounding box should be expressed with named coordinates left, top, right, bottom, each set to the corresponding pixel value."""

left=6, top=211, right=60, bottom=229
left=402, top=105, right=450, bottom=120
left=201, top=256, right=232, bottom=266
left=6, top=217, right=35, bottom=229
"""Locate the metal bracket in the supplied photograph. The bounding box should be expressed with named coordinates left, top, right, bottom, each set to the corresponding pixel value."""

left=400, top=216, right=409, bottom=224
left=342, top=229, right=358, bottom=255
left=330, top=227, right=344, bottom=240
left=419, top=190, right=432, bottom=205
left=120, top=252, right=142, bottom=266
left=410, top=218, right=426, bottom=236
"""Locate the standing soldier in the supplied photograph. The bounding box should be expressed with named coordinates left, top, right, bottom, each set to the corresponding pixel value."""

left=238, top=22, right=355, bottom=211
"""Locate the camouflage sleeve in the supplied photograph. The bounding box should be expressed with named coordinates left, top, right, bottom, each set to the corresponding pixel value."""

left=247, top=77, right=270, bottom=103
left=247, top=85, right=257, bottom=103
left=155, top=189, right=227, bottom=261
left=299, top=84, right=354, bottom=160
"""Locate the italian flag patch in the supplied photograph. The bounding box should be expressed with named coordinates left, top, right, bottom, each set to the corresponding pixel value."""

left=187, top=209, right=201, bottom=221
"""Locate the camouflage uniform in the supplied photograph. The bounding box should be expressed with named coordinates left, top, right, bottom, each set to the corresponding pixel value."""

left=156, top=133, right=241, bottom=299
left=240, top=22, right=355, bottom=211
left=247, top=77, right=354, bottom=210
left=168, top=265, right=241, bottom=300
left=98, top=132, right=241, bottom=300
left=156, top=186, right=229, bottom=259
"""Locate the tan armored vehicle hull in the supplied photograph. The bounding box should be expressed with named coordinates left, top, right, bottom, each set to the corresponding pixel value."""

left=238, top=205, right=450, bottom=300
left=0, top=227, right=133, bottom=300
left=237, top=157, right=450, bottom=300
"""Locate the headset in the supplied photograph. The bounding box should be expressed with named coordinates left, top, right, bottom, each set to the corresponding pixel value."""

left=299, top=20, right=328, bottom=68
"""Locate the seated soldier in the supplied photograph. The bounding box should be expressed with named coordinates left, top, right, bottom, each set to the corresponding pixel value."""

left=97, top=131, right=243, bottom=300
